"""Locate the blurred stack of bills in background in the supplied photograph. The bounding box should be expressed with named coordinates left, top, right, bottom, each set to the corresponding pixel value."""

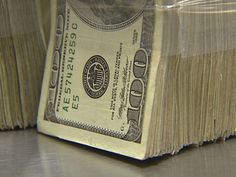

left=0, top=0, right=49, bottom=130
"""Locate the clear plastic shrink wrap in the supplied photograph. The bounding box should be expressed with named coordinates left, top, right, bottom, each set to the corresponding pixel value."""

left=34, top=0, right=236, bottom=159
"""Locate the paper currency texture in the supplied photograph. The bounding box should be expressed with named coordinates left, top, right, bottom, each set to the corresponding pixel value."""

left=38, top=0, right=236, bottom=159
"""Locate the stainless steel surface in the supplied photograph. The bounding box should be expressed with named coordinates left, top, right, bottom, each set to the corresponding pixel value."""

left=0, top=129, right=236, bottom=177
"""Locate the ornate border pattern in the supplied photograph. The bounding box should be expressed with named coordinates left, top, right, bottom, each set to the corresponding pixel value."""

left=44, top=0, right=155, bottom=143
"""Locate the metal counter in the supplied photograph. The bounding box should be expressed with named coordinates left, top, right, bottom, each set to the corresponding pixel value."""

left=0, top=129, right=235, bottom=177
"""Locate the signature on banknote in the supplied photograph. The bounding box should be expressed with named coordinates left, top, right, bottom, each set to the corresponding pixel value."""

left=118, top=57, right=130, bottom=119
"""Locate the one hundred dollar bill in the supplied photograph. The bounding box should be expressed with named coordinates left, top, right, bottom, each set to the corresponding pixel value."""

left=38, top=0, right=162, bottom=159
left=37, top=0, right=236, bottom=159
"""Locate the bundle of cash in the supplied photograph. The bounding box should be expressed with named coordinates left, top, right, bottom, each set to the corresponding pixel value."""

left=0, top=0, right=46, bottom=130
left=38, top=0, right=236, bottom=159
